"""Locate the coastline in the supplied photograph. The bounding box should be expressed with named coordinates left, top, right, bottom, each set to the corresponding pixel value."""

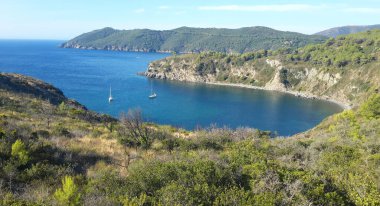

left=143, top=72, right=351, bottom=110
left=205, top=81, right=351, bottom=110
left=61, top=45, right=191, bottom=54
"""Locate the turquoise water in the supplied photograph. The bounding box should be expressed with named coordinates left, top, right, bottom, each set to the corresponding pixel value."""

left=0, top=40, right=342, bottom=135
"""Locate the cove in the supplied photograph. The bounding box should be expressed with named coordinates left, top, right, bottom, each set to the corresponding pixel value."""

left=0, top=40, right=343, bottom=136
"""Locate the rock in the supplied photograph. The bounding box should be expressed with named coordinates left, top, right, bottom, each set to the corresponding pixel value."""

left=264, top=59, right=287, bottom=91
left=0, top=73, right=86, bottom=109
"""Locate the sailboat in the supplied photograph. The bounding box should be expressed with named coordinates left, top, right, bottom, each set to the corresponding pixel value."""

left=108, top=86, right=113, bottom=102
left=149, top=85, right=157, bottom=99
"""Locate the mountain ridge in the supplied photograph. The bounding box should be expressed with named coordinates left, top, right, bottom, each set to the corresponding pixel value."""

left=315, top=24, right=380, bottom=37
left=61, top=26, right=327, bottom=53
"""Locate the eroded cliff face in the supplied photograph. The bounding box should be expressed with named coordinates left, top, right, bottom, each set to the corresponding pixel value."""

left=264, top=60, right=287, bottom=92
left=146, top=56, right=274, bottom=85
left=146, top=60, right=215, bottom=82
left=264, top=60, right=344, bottom=96
left=145, top=56, right=380, bottom=108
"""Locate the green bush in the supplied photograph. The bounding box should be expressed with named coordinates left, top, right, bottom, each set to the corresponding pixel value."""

left=359, top=94, right=380, bottom=119
left=11, top=139, right=30, bottom=165
left=286, top=30, right=380, bottom=68
left=53, top=124, right=72, bottom=137
left=54, top=176, right=82, bottom=206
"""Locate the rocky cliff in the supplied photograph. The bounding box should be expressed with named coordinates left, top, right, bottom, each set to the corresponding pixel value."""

left=145, top=50, right=379, bottom=109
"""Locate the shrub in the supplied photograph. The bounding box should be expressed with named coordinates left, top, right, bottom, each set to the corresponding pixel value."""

left=54, top=176, right=81, bottom=206
left=11, top=139, right=29, bottom=165
left=359, top=94, right=380, bottom=120
left=53, top=124, right=72, bottom=137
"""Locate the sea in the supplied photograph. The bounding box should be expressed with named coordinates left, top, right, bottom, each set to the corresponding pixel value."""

left=0, top=40, right=343, bottom=136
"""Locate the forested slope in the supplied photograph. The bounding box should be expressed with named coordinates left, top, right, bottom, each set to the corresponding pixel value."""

left=316, top=24, right=380, bottom=37
left=62, top=26, right=326, bottom=53
left=146, top=30, right=380, bottom=108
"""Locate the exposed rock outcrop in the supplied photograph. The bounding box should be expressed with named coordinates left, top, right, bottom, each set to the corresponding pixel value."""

left=264, top=60, right=287, bottom=91
left=0, top=73, right=85, bottom=109
left=144, top=55, right=380, bottom=109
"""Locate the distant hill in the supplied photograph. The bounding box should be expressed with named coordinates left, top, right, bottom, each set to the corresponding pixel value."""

left=61, top=27, right=327, bottom=53
left=315, top=24, right=380, bottom=37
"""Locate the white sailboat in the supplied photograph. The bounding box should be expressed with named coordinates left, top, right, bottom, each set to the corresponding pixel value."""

left=149, top=85, right=157, bottom=99
left=108, top=86, right=113, bottom=102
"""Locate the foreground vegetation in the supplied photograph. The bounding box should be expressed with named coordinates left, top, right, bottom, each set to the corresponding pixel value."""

left=1, top=70, right=380, bottom=205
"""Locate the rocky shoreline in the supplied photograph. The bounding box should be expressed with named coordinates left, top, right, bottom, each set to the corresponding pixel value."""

left=144, top=71, right=351, bottom=110
left=61, top=44, right=175, bottom=53
left=205, top=82, right=351, bottom=110
left=143, top=57, right=352, bottom=110
left=61, top=43, right=208, bottom=54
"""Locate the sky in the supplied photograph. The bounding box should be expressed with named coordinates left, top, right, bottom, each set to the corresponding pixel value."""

left=1, top=0, right=380, bottom=40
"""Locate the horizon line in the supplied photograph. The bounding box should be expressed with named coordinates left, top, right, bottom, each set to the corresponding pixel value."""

left=1, top=23, right=379, bottom=40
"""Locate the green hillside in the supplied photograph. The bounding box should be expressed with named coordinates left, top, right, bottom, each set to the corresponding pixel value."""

left=1, top=70, right=380, bottom=205
left=316, top=24, right=380, bottom=37
left=146, top=30, right=380, bottom=108
left=62, top=26, right=327, bottom=53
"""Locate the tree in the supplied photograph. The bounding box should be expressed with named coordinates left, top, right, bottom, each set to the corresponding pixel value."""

left=101, top=114, right=116, bottom=132
left=162, top=137, right=180, bottom=153
left=117, top=109, right=154, bottom=168
left=40, top=105, right=54, bottom=128
left=11, top=139, right=29, bottom=165
left=279, top=68, right=290, bottom=87
left=120, top=194, right=146, bottom=206
left=214, top=187, right=253, bottom=206
left=120, top=109, right=154, bottom=150
left=3, top=161, right=18, bottom=191
left=359, top=94, right=380, bottom=119
left=54, top=176, right=81, bottom=206
left=58, top=102, right=68, bottom=114
left=117, top=130, right=138, bottom=168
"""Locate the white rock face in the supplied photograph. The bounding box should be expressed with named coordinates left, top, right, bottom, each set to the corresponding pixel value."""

left=266, top=59, right=282, bottom=68
left=264, top=59, right=287, bottom=91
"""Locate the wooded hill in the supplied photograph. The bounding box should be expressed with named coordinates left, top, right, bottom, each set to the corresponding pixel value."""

left=316, top=24, right=380, bottom=37
left=146, top=30, right=380, bottom=108
left=61, top=26, right=327, bottom=53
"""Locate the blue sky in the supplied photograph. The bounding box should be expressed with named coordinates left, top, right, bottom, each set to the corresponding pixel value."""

left=1, top=0, right=380, bottom=39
